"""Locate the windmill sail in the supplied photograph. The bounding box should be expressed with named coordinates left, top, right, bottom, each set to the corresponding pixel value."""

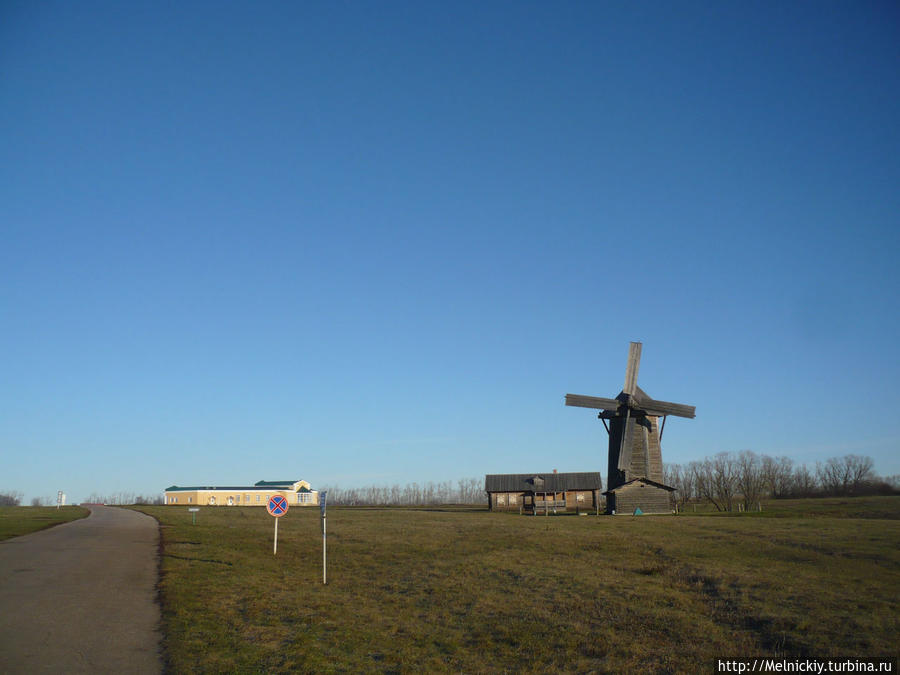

left=623, top=342, right=642, bottom=396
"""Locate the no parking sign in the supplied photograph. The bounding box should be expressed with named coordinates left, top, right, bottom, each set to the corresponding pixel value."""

left=267, top=495, right=289, bottom=554
left=267, top=495, right=289, bottom=517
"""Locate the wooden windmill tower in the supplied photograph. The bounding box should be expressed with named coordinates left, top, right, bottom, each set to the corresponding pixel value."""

left=565, top=342, right=696, bottom=514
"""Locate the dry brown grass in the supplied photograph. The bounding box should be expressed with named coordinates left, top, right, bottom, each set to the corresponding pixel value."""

left=133, top=497, right=900, bottom=673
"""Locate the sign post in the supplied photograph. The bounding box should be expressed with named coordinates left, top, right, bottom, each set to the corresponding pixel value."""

left=266, top=495, right=289, bottom=555
left=188, top=507, right=199, bottom=524
left=320, top=491, right=328, bottom=584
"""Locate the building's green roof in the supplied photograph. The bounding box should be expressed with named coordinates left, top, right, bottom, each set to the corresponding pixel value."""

left=166, top=480, right=310, bottom=492
left=165, top=485, right=258, bottom=492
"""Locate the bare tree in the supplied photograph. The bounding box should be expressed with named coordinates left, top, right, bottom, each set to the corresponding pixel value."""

left=760, top=455, right=794, bottom=498
left=817, top=457, right=847, bottom=495
left=736, top=451, right=765, bottom=511
left=788, top=463, right=818, bottom=497
left=0, top=491, right=23, bottom=506
left=844, top=455, right=875, bottom=494
left=693, top=459, right=719, bottom=510
left=462, top=477, right=482, bottom=504
left=816, top=455, right=878, bottom=496
left=682, top=464, right=696, bottom=504
left=695, top=453, right=739, bottom=511
left=664, top=463, right=695, bottom=509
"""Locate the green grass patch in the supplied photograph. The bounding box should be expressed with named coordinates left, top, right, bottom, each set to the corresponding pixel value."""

left=134, top=498, right=900, bottom=673
left=0, top=505, right=90, bottom=540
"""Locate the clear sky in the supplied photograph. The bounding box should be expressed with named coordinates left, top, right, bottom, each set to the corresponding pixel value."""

left=2, top=1, right=898, bottom=503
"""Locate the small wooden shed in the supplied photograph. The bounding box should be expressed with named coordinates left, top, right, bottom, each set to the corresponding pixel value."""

left=604, top=477, right=675, bottom=515
left=484, top=472, right=602, bottom=514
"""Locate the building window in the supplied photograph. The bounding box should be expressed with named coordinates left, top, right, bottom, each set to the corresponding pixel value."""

left=298, top=493, right=312, bottom=504
left=188, top=497, right=192, bottom=503
left=256, top=495, right=261, bottom=503
left=509, top=495, right=517, bottom=504
left=497, top=495, right=506, bottom=506
left=576, top=493, right=585, bottom=502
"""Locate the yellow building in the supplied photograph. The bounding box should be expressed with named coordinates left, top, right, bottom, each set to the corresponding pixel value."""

left=164, top=479, right=318, bottom=507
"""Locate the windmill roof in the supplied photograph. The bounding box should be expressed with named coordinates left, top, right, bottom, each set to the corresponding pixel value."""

left=603, top=477, right=676, bottom=494
left=484, top=472, right=602, bottom=493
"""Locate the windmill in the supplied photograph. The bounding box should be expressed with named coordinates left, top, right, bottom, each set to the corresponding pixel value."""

left=565, top=342, right=695, bottom=514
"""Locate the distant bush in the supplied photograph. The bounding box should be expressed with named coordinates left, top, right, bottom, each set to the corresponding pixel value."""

left=0, top=491, right=23, bottom=507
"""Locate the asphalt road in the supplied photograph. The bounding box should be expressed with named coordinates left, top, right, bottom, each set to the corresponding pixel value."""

left=0, top=506, right=162, bottom=673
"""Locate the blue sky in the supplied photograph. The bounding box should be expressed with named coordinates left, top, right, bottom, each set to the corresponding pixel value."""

left=2, top=1, right=898, bottom=503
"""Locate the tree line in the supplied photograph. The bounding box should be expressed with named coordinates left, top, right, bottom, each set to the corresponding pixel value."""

left=318, top=477, right=484, bottom=506
left=663, top=452, right=899, bottom=512
left=2, top=483, right=489, bottom=507
left=0, top=491, right=165, bottom=506
left=82, top=492, right=165, bottom=505
left=4, top=456, right=897, bottom=510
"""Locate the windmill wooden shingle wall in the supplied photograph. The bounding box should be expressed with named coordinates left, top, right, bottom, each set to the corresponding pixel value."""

left=608, top=395, right=664, bottom=489
left=608, top=479, right=674, bottom=514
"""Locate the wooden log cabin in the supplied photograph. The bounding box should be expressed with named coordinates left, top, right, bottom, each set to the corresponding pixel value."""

left=484, top=472, right=602, bottom=514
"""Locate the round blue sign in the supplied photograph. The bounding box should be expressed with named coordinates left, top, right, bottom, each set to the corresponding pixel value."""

left=267, top=495, right=289, bottom=517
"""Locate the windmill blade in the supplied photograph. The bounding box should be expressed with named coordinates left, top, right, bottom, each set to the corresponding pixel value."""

left=640, top=398, right=696, bottom=418
left=623, top=342, right=642, bottom=396
left=565, top=394, right=621, bottom=410
left=617, top=414, right=635, bottom=471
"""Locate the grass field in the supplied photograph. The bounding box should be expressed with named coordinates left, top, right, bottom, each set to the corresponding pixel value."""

left=0, top=505, right=89, bottom=541
left=133, top=497, right=899, bottom=673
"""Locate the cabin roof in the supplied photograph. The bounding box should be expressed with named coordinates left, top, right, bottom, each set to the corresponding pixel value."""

left=484, top=472, right=602, bottom=493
